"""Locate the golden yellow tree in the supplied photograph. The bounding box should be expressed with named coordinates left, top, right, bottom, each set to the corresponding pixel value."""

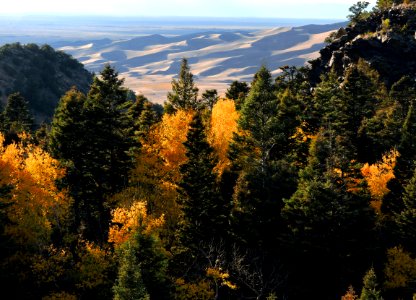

left=145, top=109, right=194, bottom=183
left=361, top=149, right=399, bottom=213
left=208, top=99, right=239, bottom=174
left=109, top=201, right=164, bottom=247
left=0, top=133, right=70, bottom=248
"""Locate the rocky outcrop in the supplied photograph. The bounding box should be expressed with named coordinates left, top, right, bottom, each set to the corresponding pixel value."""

left=309, top=6, right=416, bottom=87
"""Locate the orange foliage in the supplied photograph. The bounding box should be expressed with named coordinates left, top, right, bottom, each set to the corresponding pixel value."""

left=0, top=133, right=70, bottom=248
left=144, top=109, right=193, bottom=182
left=341, top=286, right=358, bottom=300
left=108, top=201, right=164, bottom=246
left=208, top=99, right=239, bottom=174
left=206, top=267, right=237, bottom=290
left=361, top=149, right=399, bottom=213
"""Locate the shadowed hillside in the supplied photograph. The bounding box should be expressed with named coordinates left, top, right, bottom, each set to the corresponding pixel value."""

left=0, top=43, right=92, bottom=123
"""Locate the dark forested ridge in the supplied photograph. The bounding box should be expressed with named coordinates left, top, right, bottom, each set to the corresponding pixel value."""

left=0, top=43, right=92, bottom=123
left=2, top=2, right=416, bottom=300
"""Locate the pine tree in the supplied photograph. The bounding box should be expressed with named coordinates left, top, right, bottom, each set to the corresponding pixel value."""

left=383, top=101, right=416, bottom=215
left=3, top=92, right=33, bottom=134
left=165, top=58, right=199, bottom=113
left=201, top=89, right=218, bottom=111
left=228, top=66, right=297, bottom=246
left=282, top=132, right=375, bottom=299
left=395, top=167, right=416, bottom=251
left=360, top=267, right=383, bottom=300
left=49, top=66, right=136, bottom=242
left=113, top=241, right=150, bottom=300
left=127, top=94, right=159, bottom=147
left=225, top=81, right=249, bottom=110
left=178, top=112, right=229, bottom=246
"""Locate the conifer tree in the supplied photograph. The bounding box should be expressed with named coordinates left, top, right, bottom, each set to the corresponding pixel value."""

left=225, top=81, right=249, bottom=110
left=383, top=101, right=416, bottom=215
left=282, top=131, right=375, bottom=299
left=50, top=66, right=135, bottom=241
left=201, top=89, right=218, bottom=111
left=113, top=241, right=150, bottom=300
left=395, top=167, right=416, bottom=251
left=3, top=92, right=33, bottom=134
left=127, top=94, right=159, bottom=146
left=228, top=66, right=297, bottom=245
left=360, top=267, right=383, bottom=300
left=179, top=112, right=229, bottom=246
left=165, top=58, right=199, bottom=113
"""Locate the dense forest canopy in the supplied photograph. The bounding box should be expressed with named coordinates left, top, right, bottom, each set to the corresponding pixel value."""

left=2, top=1, right=416, bottom=299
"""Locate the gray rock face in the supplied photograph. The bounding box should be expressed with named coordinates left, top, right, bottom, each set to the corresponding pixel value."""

left=310, top=6, right=416, bottom=87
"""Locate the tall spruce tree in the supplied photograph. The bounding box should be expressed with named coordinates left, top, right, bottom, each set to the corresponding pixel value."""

left=383, top=100, right=416, bottom=216
left=3, top=92, right=34, bottom=134
left=395, top=167, right=416, bottom=252
left=359, top=267, right=383, bottom=300
left=201, top=89, right=218, bottom=111
left=114, top=228, right=170, bottom=300
left=113, top=241, right=150, bottom=300
left=49, top=66, right=135, bottom=242
left=165, top=58, right=199, bottom=113
left=228, top=66, right=297, bottom=246
left=282, top=131, right=375, bottom=299
left=225, top=80, right=250, bottom=110
left=178, top=112, right=229, bottom=246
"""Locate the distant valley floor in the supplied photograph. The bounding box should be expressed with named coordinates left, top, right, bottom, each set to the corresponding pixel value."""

left=0, top=17, right=345, bottom=103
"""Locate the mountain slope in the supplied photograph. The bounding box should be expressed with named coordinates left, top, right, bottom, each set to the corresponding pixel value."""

left=0, top=43, right=93, bottom=122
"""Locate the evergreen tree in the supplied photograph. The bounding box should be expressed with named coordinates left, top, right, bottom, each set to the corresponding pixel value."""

left=348, top=1, right=370, bottom=23
left=165, top=58, right=199, bottom=113
left=113, top=241, right=150, bottom=300
left=383, top=100, right=416, bottom=215
left=49, top=66, right=135, bottom=242
left=395, top=167, right=416, bottom=251
left=127, top=94, right=159, bottom=146
left=134, top=230, right=171, bottom=299
left=179, top=112, right=229, bottom=246
left=228, top=66, right=297, bottom=246
left=225, top=80, right=249, bottom=110
left=360, top=267, right=383, bottom=300
left=282, top=131, right=375, bottom=299
left=3, top=92, right=33, bottom=134
left=201, top=89, right=218, bottom=111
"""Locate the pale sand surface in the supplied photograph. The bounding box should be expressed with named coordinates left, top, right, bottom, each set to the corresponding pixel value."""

left=59, top=25, right=339, bottom=103
left=120, top=30, right=333, bottom=103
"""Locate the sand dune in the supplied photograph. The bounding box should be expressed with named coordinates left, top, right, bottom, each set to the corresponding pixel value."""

left=56, top=22, right=344, bottom=103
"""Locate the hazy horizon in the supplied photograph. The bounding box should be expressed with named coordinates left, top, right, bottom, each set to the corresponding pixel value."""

left=2, top=0, right=376, bottom=19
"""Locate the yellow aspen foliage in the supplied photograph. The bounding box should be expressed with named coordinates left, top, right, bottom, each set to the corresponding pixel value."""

left=384, top=246, right=416, bottom=289
left=206, top=267, right=237, bottom=290
left=174, top=278, right=215, bottom=300
left=208, top=99, right=239, bottom=174
left=341, top=285, right=358, bottom=300
left=0, top=133, right=70, bottom=248
left=108, top=201, right=164, bottom=246
left=361, top=149, right=399, bottom=213
left=144, top=109, right=193, bottom=182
